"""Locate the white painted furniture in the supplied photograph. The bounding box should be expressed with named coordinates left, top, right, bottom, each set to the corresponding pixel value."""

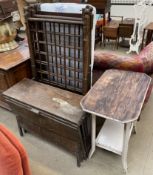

left=128, top=0, right=153, bottom=54
left=80, top=69, right=152, bottom=172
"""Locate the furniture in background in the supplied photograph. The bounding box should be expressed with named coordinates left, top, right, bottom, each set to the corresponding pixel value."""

left=81, top=69, right=152, bottom=172
left=95, top=18, right=103, bottom=45
left=3, top=4, right=95, bottom=167
left=0, top=124, right=31, bottom=175
left=118, top=18, right=134, bottom=47
left=94, top=41, right=153, bottom=75
left=0, top=41, right=31, bottom=110
left=86, top=0, right=111, bottom=25
left=141, top=22, right=153, bottom=50
left=103, top=20, right=120, bottom=48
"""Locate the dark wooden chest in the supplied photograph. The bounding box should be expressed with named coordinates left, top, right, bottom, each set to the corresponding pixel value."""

left=0, top=43, right=31, bottom=110
left=3, top=79, right=91, bottom=166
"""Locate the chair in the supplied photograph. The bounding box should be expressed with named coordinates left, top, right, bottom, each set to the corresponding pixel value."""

left=103, top=16, right=123, bottom=49
left=0, top=124, right=31, bottom=175
left=4, top=3, right=96, bottom=166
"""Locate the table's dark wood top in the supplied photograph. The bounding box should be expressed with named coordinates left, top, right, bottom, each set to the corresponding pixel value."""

left=3, top=78, right=84, bottom=125
left=104, top=20, right=120, bottom=29
left=0, top=41, right=30, bottom=71
left=81, top=69, right=152, bottom=123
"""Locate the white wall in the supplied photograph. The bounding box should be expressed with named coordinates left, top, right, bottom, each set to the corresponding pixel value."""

left=111, top=5, right=134, bottom=18
left=111, top=5, right=153, bottom=21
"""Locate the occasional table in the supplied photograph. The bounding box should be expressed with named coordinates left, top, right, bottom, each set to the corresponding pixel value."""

left=103, top=20, right=120, bottom=48
left=0, top=41, right=31, bottom=110
left=81, top=69, right=152, bottom=172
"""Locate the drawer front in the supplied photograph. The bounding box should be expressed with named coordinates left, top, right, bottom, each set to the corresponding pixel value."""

left=9, top=101, right=80, bottom=142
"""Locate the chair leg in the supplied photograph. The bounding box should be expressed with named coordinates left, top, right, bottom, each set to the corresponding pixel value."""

left=104, top=36, right=106, bottom=47
left=117, top=37, right=119, bottom=49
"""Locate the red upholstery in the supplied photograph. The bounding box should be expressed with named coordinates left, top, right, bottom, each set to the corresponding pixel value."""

left=0, top=125, right=31, bottom=175
left=0, top=130, right=23, bottom=175
left=94, top=42, right=153, bottom=74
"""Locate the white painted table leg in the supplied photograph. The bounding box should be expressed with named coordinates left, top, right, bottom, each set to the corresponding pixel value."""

left=122, top=123, right=132, bottom=173
left=88, top=114, right=96, bottom=158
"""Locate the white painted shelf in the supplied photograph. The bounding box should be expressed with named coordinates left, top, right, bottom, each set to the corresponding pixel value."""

left=96, top=119, right=124, bottom=155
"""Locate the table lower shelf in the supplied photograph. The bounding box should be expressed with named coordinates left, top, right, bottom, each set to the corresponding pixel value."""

left=96, top=120, right=124, bottom=155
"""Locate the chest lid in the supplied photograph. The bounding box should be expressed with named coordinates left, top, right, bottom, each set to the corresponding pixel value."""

left=3, top=78, right=84, bottom=125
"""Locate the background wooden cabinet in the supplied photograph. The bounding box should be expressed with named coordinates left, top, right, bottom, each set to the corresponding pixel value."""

left=0, top=43, right=31, bottom=110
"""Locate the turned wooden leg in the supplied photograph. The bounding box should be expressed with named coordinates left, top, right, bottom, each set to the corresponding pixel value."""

left=103, top=36, right=106, bottom=47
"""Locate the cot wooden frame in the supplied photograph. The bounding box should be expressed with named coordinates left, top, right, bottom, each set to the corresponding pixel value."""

left=25, top=4, right=93, bottom=95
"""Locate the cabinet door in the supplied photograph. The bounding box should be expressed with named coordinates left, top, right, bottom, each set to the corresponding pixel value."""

left=0, top=72, right=9, bottom=91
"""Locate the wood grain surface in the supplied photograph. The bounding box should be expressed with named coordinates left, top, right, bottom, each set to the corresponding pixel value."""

left=0, top=41, right=29, bottom=70
left=81, top=69, right=152, bottom=123
left=3, top=78, right=84, bottom=124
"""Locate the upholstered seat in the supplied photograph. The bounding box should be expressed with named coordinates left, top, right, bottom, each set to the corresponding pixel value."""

left=0, top=124, right=31, bottom=175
